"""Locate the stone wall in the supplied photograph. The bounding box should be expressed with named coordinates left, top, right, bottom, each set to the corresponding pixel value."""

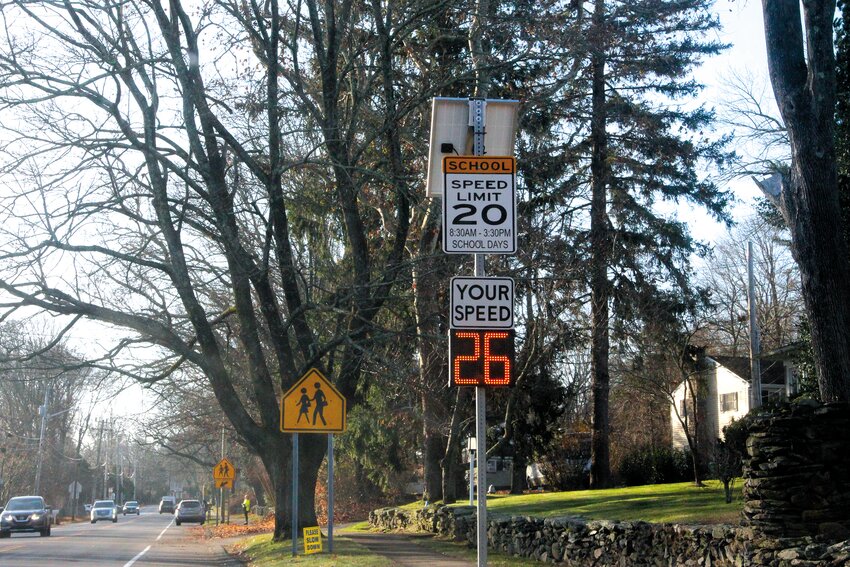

left=367, top=400, right=850, bottom=565
left=369, top=505, right=850, bottom=566
left=742, top=400, right=850, bottom=540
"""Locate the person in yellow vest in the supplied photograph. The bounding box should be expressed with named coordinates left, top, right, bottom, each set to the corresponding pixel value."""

left=242, top=495, right=250, bottom=525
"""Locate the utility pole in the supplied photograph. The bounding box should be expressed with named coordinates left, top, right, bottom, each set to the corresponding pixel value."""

left=748, top=241, right=763, bottom=409
left=94, top=421, right=104, bottom=499
left=34, top=384, right=51, bottom=495
left=220, top=428, right=226, bottom=524
left=116, top=430, right=122, bottom=504
left=103, top=423, right=110, bottom=499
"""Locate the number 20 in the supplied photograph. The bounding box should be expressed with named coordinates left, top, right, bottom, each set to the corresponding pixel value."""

left=451, top=204, right=508, bottom=226
left=453, top=331, right=511, bottom=386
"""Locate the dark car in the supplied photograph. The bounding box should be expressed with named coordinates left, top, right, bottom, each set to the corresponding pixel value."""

left=175, top=500, right=205, bottom=526
left=159, top=496, right=175, bottom=514
left=122, top=501, right=140, bottom=515
left=0, top=496, right=52, bottom=537
left=90, top=499, right=118, bottom=523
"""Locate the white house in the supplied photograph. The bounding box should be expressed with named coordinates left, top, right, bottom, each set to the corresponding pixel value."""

left=671, top=350, right=800, bottom=452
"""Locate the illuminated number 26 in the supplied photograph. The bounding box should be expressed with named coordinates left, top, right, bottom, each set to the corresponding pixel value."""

left=449, top=329, right=515, bottom=387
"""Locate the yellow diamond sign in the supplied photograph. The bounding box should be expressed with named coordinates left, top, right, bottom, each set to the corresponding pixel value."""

left=281, top=368, right=347, bottom=433
left=213, top=457, right=235, bottom=488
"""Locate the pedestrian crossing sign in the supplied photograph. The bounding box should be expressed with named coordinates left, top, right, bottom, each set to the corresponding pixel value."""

left=213, top=457, right=235, bottom=488
left=280, top=368, right=347, bottom=433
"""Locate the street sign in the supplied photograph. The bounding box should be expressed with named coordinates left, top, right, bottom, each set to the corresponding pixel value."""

left=213, top=457, right=235, bottom=489
left=303, top=526, right=323, bottom=554
left=281, top=368, right=347, bottom=433
left=449, top=328, right=515, bottom=387
left=68, top=481, right=82, bottom=497
left=442, top=156, right=516, bottom=254
left=451, top=276, right=514, bottom=329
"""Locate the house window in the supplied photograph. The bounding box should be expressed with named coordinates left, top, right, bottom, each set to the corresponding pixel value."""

left=720, top=392, right=738, bottom=413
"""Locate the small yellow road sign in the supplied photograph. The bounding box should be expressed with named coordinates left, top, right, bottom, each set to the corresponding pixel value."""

left=303, top=526, right=322, bottom=554
left=213, top=457, right=235, bottom=488
left=281, top=368, right=347, bottom=433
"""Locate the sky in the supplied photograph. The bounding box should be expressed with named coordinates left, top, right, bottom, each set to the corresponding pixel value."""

left=689, top=0, right=773, bottom=241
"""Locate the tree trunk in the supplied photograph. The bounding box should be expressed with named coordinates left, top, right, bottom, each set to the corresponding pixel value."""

left=510, top=451, right=526, bottom=495
left=762, top=0, right=850, bottom=402
left=441, top=388, right=471, bottom=502
left=588, top=0, right=611, bottom=489
left=263, top=433, right=325, bottom=541
left=415, top=201, right=448, bottom=502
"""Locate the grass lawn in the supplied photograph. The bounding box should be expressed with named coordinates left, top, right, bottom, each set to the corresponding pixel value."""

left=398, top=480, right=743, bottom=525
left=231, top=533, right=396, bottom=566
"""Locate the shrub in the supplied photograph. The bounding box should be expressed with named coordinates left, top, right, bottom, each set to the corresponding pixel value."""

left=538, top=457, right=589, bottom=491
left=618, top=445, right=691, bottom=486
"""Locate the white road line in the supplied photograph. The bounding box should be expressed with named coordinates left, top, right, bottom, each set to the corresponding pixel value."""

left=121, top=518, right=172, bottom=567
left=122, top=545, right=151, bottom=567
left=157, top=519, right=174, bottom=541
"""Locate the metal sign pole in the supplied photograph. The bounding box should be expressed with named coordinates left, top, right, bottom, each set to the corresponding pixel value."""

left=328, top=433, right=334, bottom=553
left=291, top=433, right=299, bottom=557
left=470, top=97, right=488, bottom=567
left=469, top=442, right=474, bottom=506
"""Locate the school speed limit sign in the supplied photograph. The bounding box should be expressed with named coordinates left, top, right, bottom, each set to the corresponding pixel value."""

left=442, top=156, right=516, bottom=254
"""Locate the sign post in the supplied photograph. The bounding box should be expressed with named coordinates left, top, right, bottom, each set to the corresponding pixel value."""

left=281, top=368, right=347, bottom=556
left=435, top=97, right=518, bottom=567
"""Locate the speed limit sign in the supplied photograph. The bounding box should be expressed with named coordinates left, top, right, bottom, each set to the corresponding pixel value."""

left=442, top=156, right=516, bottom=254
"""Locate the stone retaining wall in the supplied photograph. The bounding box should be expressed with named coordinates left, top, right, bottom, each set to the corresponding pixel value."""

left=369, top=505, right=850, bottom=566
left=742, top=400, right=850, bottom=540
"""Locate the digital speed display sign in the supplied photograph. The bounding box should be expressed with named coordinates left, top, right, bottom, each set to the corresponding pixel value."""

left=449, top=329, right=516, bottom=387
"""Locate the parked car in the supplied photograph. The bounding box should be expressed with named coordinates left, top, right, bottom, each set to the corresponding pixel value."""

left=84, top=503, right=92, bottom=513
left=0, top=495, right=52, bottom=537
left=159, top=496, right=176, bottom=514
left=175, top=500, right=205, bottom=526
left=122, top=501, right=140, bottom=515
left=90, top=500, right=118, bottom=523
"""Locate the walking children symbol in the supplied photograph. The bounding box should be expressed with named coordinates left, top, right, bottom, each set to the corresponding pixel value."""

left=312, top=382, right=328, bottom=426
left=296, top=388, right=311, bottom=424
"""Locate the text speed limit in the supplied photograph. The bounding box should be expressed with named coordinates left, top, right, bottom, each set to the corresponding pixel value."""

left=442, top=156, right=516, bottom=254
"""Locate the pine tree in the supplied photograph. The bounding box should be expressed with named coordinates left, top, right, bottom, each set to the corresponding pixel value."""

left=567, top=0, right=732, bottom=486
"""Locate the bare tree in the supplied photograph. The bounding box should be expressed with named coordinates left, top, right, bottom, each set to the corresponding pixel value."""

left=0, top=0, right=416, bottom=537
left=700, top=216, right=802, bottom=355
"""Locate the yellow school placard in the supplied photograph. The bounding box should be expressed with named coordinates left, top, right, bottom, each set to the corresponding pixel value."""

left=303, top=526, right=322, bottom=554
left=213, top=458, right=235, bottom=488
left=281, top=368, right=347, bottom=433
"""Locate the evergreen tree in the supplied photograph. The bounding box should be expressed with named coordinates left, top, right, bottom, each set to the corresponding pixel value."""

left=566, top=0, right=732, bottom=486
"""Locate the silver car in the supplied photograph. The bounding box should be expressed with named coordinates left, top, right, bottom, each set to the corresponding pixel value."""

left=90, top=500, right=118, bottom=523
left=174, top=500, right=205, bottom=526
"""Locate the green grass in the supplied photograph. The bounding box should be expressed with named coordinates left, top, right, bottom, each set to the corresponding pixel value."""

left=233, top=533, right=396, bottom=566
left=399, top=480, right=743, bottom=525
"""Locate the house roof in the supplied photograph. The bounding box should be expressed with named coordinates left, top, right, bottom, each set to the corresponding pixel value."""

left=710, top=355, right=751, bottom=381
left=708, top=355, right=786, bottom=385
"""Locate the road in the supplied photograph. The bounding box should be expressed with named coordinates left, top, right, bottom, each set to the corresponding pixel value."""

left=0, top=506, right=239, bottom=567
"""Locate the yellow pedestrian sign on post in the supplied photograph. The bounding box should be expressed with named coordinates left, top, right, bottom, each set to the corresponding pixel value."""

left=213, top=457, right=235, bottom=489
left=281, top=368, right=347, bottom=433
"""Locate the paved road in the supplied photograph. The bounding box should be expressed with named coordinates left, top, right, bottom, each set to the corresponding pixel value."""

left=0, top=506, right=239, bottom=567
